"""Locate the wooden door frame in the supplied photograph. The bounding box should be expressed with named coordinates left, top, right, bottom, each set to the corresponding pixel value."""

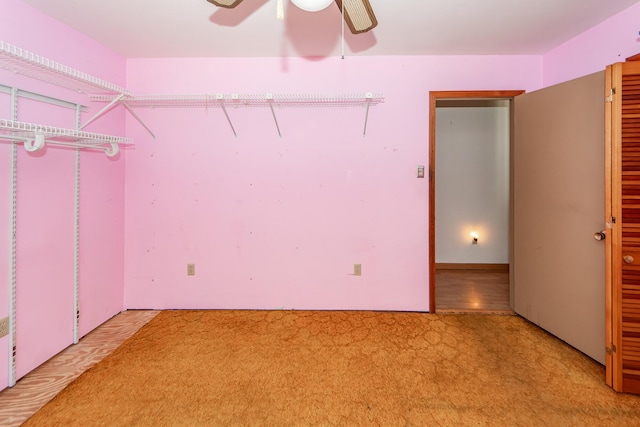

left=428, top=90, right=525, bottom=313
left=605, top=63, right=618, bottom=389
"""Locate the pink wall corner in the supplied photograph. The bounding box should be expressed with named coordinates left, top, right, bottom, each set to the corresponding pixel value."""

left=543, top=2, right=640, bottom=87
left=0, top=0, right=126, bottom=388
left=123, top=55, right=541, bottom=312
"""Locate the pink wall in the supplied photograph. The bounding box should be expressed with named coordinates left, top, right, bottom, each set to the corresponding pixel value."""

left=124, top=55, right=542, bottom=311
left=0, top=0, right=126, bottom=390
left=543, top=2, right=640, bottom=87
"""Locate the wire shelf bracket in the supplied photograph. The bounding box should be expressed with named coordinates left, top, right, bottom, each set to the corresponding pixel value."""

left=80, top=94, right=156, bottom=140
left=266, top=94, right=282, bottom=138
left=80, top=93, right=125, bottom=129
left=363, top=92, right=372, bottom=137
left=216, top=94, right=237, bottom=137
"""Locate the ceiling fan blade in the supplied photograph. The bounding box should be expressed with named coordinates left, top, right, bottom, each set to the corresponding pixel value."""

left=207, top=0, right=244, bottom=8
left=335, top=0, right=378, bottom=34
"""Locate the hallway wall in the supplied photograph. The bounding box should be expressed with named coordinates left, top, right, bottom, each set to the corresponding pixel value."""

left=435, top=104, right=510, bottom=264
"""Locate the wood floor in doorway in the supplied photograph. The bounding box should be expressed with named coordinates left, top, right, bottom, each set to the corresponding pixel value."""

left=435, top=269, right=512, bottom=314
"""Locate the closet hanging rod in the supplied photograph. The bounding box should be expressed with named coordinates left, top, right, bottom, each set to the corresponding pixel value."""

left=0, top=119, right=132, bottom=145
left=0, top=132, right=121, bottom=157
left=0, top=40, right=129, bottom=95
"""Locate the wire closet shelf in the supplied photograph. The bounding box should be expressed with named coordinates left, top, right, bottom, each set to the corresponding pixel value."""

left=0, top=39, right=385, bottom=141
left=88, top=93, right=385, bottom=108
left=0, top=40, right=129, bottom=95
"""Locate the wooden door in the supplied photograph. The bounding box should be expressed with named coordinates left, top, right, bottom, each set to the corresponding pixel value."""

left=513, top=72, right=606, bottom=364
left=606, top=57, right=640, bottom=393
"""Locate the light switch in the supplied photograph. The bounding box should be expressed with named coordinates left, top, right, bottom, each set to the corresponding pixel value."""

left=417, top=166, right=425, bottom=178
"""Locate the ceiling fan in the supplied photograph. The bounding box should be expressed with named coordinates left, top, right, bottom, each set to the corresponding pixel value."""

left=207, top=0, right=378, bottom=34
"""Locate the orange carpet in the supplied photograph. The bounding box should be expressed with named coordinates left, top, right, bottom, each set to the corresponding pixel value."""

left=24, top=310, right=640, bottom=426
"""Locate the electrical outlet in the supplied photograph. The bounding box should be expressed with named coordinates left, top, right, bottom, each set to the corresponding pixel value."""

left=354, top=264, right=362, bottom=276
left=187, top=264, right=196, bottom=276
left=0, top=317, right=8, bottom=338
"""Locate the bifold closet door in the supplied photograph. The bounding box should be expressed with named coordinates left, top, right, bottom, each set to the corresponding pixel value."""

left=606, top=58, right=640, bottom=394
left=513, top=71, right=606, bottom=364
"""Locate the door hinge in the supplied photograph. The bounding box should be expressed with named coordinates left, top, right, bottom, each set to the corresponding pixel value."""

left=607, top=344, right=617, bottom=354
left=612, top=216, right=617, bottom=224
left=606, top=88, right=616, bottom=103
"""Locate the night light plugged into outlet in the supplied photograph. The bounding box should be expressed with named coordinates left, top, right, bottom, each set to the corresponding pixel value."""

left=471, top=232, right=479, bottom=245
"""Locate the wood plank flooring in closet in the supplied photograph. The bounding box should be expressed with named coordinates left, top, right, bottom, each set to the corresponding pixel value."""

left=435, top=269, right=513, bottom=313
left=0, top=310, right=159, bottom=427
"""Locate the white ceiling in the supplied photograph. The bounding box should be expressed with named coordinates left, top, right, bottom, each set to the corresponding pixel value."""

left=21, top=0, right=640, bottom=58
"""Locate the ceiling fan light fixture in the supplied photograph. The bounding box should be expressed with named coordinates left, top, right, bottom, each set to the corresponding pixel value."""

left=291, top=0, right=334, bottom=12
left=207, top=0, right=244, bottom=8
left=335, top=0, right=378, bottom=34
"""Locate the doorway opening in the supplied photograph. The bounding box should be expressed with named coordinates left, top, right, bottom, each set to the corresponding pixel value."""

left=429, top=91, right=524, bottom=313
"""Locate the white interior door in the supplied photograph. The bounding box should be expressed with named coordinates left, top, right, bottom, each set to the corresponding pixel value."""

left=513, top=71, right=606, bottom=363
